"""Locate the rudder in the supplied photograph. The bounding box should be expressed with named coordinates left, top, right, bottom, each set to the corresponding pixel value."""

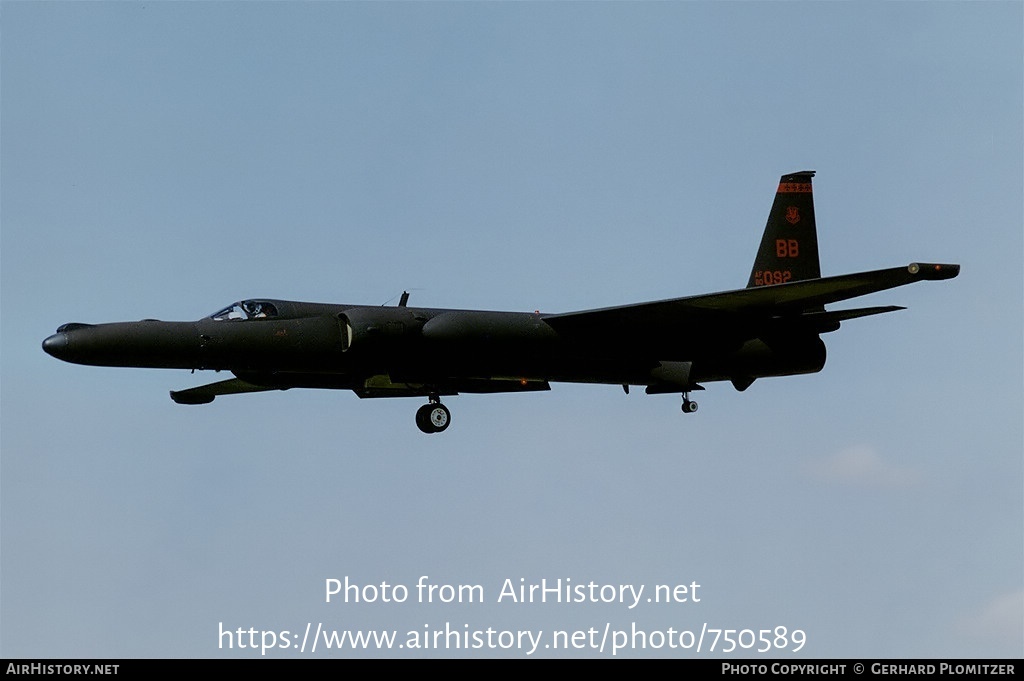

left=747, top=170, right=821, bottom=288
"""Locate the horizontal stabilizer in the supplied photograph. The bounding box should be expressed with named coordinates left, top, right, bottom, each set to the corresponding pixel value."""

left=798, top=304, right=903, bottom=325
left=798, top=305, right=905, bottom=321
left=170, top=378, right=279, bottom=404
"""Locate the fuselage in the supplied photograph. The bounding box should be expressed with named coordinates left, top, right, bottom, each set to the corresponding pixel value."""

left=41, top=298, right=826, bottom=395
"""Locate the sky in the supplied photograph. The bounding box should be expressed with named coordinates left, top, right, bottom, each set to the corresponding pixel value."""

left=2, top=1, right=1021, bottom=659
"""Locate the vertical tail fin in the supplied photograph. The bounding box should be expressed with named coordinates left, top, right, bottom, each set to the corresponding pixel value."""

left=747, top=170, right=821, bottom=288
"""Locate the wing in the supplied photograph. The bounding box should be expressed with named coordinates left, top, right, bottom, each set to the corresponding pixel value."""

left=170, top=378, right=280, bottom=404
left=354, top=377, right=550, bottom=399
left=542, top=263, right=959, bottom=339
left=170, top=374, right=550, bottom=403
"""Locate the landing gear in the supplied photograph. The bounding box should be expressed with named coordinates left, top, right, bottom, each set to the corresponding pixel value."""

left=415, top=396, right=451, bottom=434
left=681, top=392, right=699, bottom=414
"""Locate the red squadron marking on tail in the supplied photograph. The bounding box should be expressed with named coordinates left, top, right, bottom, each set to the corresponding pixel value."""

left=775, top=239, right=800, bottom=258
left=777, top=182, right=812, bottom=193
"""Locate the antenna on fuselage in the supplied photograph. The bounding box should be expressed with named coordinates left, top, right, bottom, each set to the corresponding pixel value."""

left=381, top=289, right=418, bottom=307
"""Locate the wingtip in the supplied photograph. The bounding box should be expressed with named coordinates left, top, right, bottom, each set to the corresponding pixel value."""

left=908, top=263, right=960, bottom=280
left=169, top=389, right=215, bottom=405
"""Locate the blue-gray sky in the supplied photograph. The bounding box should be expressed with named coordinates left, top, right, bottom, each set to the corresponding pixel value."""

left=2, top=2, right=1021, bottom=658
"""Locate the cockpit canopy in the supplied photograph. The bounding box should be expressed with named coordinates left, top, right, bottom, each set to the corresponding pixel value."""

left=210, top=300, right=279, bottom=321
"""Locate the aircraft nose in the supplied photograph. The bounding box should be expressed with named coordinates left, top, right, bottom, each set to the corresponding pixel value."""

left=42, top=333, right=69, bottom=359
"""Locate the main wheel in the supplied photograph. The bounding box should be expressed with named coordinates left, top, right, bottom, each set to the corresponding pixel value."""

left=681, top=399, right=698, bottom=413
left=415, top=402, right=451, bottom=433
left=428, top=403, right=450, bottom=432
left=415, top=404, right=434, bottom=433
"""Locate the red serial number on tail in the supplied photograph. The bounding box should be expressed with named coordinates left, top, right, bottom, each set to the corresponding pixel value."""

left=754, top=270, right=793, bottom=286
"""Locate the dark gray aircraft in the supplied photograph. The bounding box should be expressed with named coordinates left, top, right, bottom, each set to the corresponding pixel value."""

left=43, top=171, right=958, bottom=433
